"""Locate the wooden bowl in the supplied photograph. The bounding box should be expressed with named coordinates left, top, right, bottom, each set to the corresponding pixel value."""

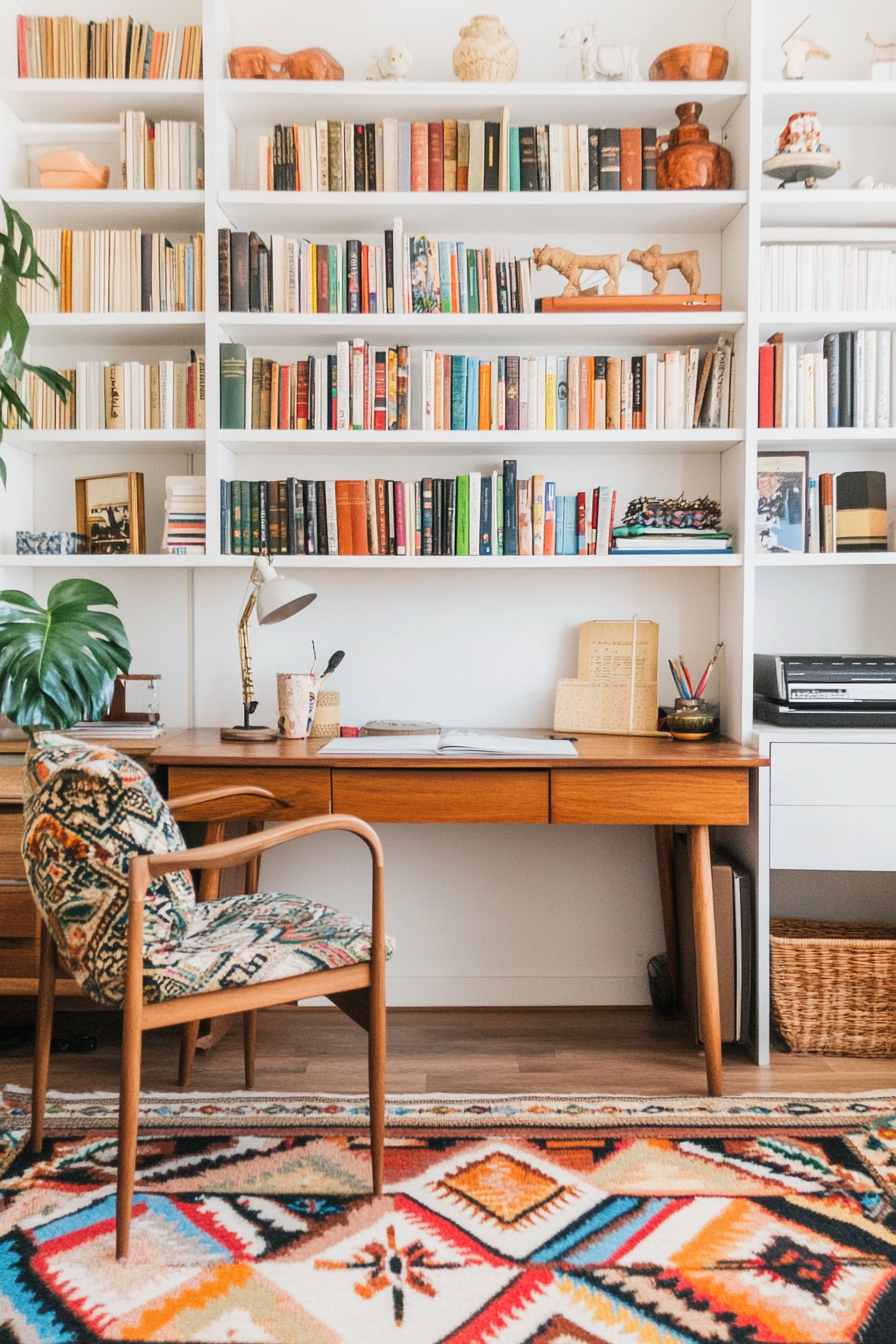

left=649, top=44, right=729, bottom=81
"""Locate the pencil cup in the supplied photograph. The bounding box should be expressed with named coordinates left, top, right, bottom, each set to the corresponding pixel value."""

left=664, top=697, right=715, bottom=741
left=277, top=673, right=318, bottom=739
left=310, top=690, right=340, bottom=739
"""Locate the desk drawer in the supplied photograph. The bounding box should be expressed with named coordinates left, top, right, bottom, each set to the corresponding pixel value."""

left=552, top=768, right=749, bottom=825
left=771, top=743, right=896, bottom=807
left=332, top=769, right=549, bottom=823
left=167, top=767, right=331, bottom=821
left=0, top=812, right=25, bottom=881
left=771, top=805, right=896, bottom=870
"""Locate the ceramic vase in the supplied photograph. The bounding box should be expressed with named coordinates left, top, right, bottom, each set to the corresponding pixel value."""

left=453, top=15, right=518, bottom=82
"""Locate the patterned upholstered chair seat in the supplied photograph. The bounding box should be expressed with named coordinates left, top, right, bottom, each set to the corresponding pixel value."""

left=22, top=732, right=393, bottom=1007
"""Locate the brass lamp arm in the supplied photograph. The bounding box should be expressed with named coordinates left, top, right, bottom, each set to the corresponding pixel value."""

left=237, top=558, right=276, bottom=712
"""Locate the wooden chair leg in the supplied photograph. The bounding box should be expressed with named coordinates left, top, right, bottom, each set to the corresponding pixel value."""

left=116, top=997, right=143, bottom=1259
left=368, top=856, right=387, bottom=1196
left=31, top=922, right=57, bottom=1153
left=687, top=824, right=723, bottom=1098
left=654, top=825, right=680, bottom=1005
left=243, top=1010, right=257, bottom=1088
left=178, top=1020, right=201, bottom=1086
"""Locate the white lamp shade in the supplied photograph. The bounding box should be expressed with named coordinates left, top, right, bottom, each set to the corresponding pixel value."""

left=256, top=573, right=317, bottom=624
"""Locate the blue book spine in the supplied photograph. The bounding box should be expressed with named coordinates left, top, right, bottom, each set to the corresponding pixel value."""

left=563, top=496, right=577, bottom=556
left=438, top=242, right=453, bottom=314
left=557, top=356, right=568, bottom=430
left=185, top=244, right=194, bottom=312
left=466, top=357, right=478, bottom=429
left=398, top=122, right=411, bottom=192
left=509, top=126, right=521, bottom=191
left=480, top=475, right=492, bottom=554
left=554, top=495, right=566, bottom=554
left=220, top=479, right=230, bottom=554
left=457, top=242, right=468, bottom=313
left=451, top=356, right=468, bottom=430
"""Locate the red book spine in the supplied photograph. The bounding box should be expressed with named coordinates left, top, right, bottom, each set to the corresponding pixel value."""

left=17, top=15, right=28, bottom=77
left=186, top=364, right=195, bottom=429
left=316, top=248, right=329, bottom=314
left=428, top=122, right=444, bottom=192
left=588, top=488, right=599, bottom=554
left=758, top=344, right=774, bottom=429
left=410, top=122, right=429, bottom=191
left=361, top=244, right=370, bottom=313
left=363, top=343, right=371, bottom=430
left=374, top=352, right=386, bottom=430
left=395, top=480, right=406, bottom=554
left=279, top=363, right=291, bottom=429
left=376, top=479, right=388, bottom=554
left=576, top=491, right=586, bottom=553
left=295, top=359, right=309, bottom=429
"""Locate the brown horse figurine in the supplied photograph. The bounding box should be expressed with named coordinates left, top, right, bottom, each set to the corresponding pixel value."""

left=228, top=46, right=344, bottom=80
left=627, top=244, right=702, bottom=295
left=532, top=245, right=622, bottom=297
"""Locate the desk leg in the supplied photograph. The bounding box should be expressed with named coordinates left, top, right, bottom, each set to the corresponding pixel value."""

left=687, top=824, right=723, bottom=1097
left=654, top=826, right=679, bottom=1004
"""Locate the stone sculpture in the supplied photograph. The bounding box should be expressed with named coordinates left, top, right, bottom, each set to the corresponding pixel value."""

left=558, top=26, right=639, bottom=81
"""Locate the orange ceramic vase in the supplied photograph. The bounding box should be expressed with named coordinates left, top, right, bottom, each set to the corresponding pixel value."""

left=656, top=102, right=732, bottom=191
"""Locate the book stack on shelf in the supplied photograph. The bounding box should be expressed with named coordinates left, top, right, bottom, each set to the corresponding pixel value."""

left=163, top=477, right=206, bottom=555
left=15, top=15, right=202, bottom=79
left=260, top=119, right=657, bottom=194
left=17, top=230, right=205, bottom=314
left=613, top=497, right=732, bottom=555
left=120, top=113, right=204, bottom=191
left=760, top=243, right=896, bottom=312
left=8, top=356, right=205, bottom=431
left=220, top=467, right=627, bottom=558
left=759, top=331, right=895, bottom=429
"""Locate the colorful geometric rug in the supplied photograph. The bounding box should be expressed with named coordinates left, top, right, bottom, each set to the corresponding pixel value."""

left=4, top=1088, right=896, bottom=1343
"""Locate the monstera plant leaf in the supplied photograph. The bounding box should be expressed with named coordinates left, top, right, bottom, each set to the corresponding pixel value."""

left=0, top=579, right=131, bottom=730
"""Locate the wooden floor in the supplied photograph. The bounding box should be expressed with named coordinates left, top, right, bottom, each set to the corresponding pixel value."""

left=3, top=1002, right=896, bottom=1096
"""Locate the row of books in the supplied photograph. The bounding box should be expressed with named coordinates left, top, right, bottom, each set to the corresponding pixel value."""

left=17, top=230, right=206, bottom=314
left=219, top=471, right=625, bottom=558
left=757, top=464, right=887, bottom=555
left=217, top=226, right=534, bottom=316
left=120, top=112, right=204, bottom=191
left=260, top=119, right=658, bottom=194
left=8, top=355, right=206, bottom=432
left=759, top=331, right=896, bottom=430
left=16, top=15, right=202, bottom=79
left=759, top=245, right=896, bottom=313
left=219, top=341, right=736, bottom=433
left=164, top=476, right=205, bottom=554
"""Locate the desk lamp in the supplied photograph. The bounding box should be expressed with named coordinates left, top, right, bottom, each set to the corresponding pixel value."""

left=221, top=556, right=317, bottom=741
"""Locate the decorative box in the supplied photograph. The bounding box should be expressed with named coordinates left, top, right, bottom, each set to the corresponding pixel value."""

left=16, top=531, right=84, bottom=555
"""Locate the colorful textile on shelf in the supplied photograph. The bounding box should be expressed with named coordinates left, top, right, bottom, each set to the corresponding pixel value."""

left=3, top=1089, right=896, bottom=1342
left=619, top=495, right=722, bottom=530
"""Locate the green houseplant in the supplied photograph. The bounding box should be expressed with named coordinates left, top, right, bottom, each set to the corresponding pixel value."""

left=0, top=580, right=131, bottom=731
left=0, top=197, right=73, bottom=485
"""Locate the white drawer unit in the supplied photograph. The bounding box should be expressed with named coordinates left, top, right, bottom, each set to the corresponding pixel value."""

left=770, top=743, right=896, bottom=809
left=770, top=805, right=896, bottom=871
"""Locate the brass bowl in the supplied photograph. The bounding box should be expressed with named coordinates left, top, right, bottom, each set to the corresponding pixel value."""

left=649, top=44, right=729, bottom=81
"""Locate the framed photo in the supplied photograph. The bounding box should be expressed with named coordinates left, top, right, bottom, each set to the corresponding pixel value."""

left=756, top=452, right=808, bottom=555
left=75, top=472, right=145, bottom=555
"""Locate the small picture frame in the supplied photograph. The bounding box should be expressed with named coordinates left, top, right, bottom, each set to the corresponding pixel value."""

left=75, top=472, right=145, bottom=555
left=756, top=452, right=808, bottom=554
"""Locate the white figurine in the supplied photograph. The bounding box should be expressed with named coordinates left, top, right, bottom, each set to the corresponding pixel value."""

left=855, top=175, right=896, bottom=189
left=558, top=26, right=639, bottom=82
left=781, top=17, right=830, bottom=79
left=866, top=33, right=896, bottom=81
left=365, top=44, right=412, bottom=81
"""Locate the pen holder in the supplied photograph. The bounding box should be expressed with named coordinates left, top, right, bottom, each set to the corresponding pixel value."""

left=277, top=673, right=318, bottom=739
left=310, top=690, right=340, bottom=739
left=663, top=697, right=716, bottom=741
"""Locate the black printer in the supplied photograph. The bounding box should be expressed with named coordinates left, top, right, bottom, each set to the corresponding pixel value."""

left=754, top=655, right=896, bottom=728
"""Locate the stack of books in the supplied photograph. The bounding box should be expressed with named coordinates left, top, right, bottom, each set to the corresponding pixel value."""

left=612, top=527, right=732, bottom=555
left=259, top=119, right=657, bottom=193
left=759, top=331, right=895, bottom=429
left=17, top=229, right=205, bottom=314
left=16, top=15, right=202, bottom=79
left=120, top=113, right=204, bottom=191
left=163, top=477, right=206, bottom=555
left=760, top=243, right=896, bottom=312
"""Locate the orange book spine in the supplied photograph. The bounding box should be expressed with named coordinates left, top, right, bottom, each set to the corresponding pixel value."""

left=478, top=363, right=491, bottom=430
left=279, top=363, right=291, bottom=429
left=269, top=363, right=280, bottom=429
left=361, top=244, right=370, bottom=313
left=349, top=479, right=369, bottom=555
left=335, top=480, right=353, bottom=554
left=450, top=250, right=459, bottom=313
left=410, top=122, right=429, bottom=191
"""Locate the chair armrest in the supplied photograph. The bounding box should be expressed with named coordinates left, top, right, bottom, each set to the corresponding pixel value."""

left=143, top=813, right=383, bottom=878
left=168, top=785, right=277, bottom=818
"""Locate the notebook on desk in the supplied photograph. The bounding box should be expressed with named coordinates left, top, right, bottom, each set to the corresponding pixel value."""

left=318, top=731, right=578, bottom=758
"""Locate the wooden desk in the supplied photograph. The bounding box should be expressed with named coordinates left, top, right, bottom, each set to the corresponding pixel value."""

left=155, top=730, right=769, bottom=1096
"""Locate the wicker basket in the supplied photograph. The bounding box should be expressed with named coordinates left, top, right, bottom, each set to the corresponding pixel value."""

left=770, top=918, right=896, bottom=1056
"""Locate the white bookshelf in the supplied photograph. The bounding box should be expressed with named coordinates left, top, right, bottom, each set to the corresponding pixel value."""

left=4, top=0, right=896, bottom=1026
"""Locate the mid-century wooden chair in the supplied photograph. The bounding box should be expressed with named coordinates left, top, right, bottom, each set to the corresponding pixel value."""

left=23, top=733, right=387, bottom=1261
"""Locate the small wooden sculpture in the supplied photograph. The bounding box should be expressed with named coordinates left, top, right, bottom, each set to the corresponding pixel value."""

left=365, top=44, right=412, bottom=80
left=532, top=245, right=622, bottom=297
left=781, top=18, right=830, bottom=79
left=558, top=26, right=639, bottom=81
left=656, top=102, right=731, bottom=190
left=37, top=150, right=109, bottom=190
left=627, top=244, right=701, bottom=295
left=867, top=33, right=896, bottom=80
left=227, top=46, right=344, bottom=80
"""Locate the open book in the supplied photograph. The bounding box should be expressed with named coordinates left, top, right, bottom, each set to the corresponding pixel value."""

left=318, top=731, right=577, bottom=758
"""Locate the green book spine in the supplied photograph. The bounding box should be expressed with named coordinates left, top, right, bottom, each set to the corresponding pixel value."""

left=497, top=475, right=504, bottom=554
left=220, top=342, right=247, bottom=429
left=456, top=474, right=470, bottom=555
left=230, top=480, right=242, bottom=555
left=239, top=480, right=251, bottom=554
left=451, top=356, right=467, bottom=430
left=250, top=481, right=261, bottom=553
left=328, top=244, right=337, bottom=313
left=467, top=250, right=479, bottom=314
left=509, top=126, right=520, bottom=191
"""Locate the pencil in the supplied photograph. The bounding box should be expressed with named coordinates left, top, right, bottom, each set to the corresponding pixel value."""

left=679, top=655, right=695, bottom=697
left=695, top=643, right=723, bottom=699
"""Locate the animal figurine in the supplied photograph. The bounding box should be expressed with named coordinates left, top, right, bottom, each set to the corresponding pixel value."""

left=558, top=26, right=639, bottom=81
left=627, top=244, right=702, bottom=295
left=365, top=44, right=412, bottom=80
left=781, top=18, right=829, bottom=79
left=227, top=46, right=344, bottom=80
left=532, top=244, right=622, bottom=297
left=866, top=33, right=896, bottom=80
left=37, top=150, right=109, bottom=190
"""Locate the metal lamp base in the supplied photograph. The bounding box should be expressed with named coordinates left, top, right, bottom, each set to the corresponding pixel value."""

left=220, top=725, right=279, bottom=741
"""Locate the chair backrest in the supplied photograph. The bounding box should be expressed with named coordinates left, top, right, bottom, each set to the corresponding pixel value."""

left=22, top=732, right=195, bottom=1005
